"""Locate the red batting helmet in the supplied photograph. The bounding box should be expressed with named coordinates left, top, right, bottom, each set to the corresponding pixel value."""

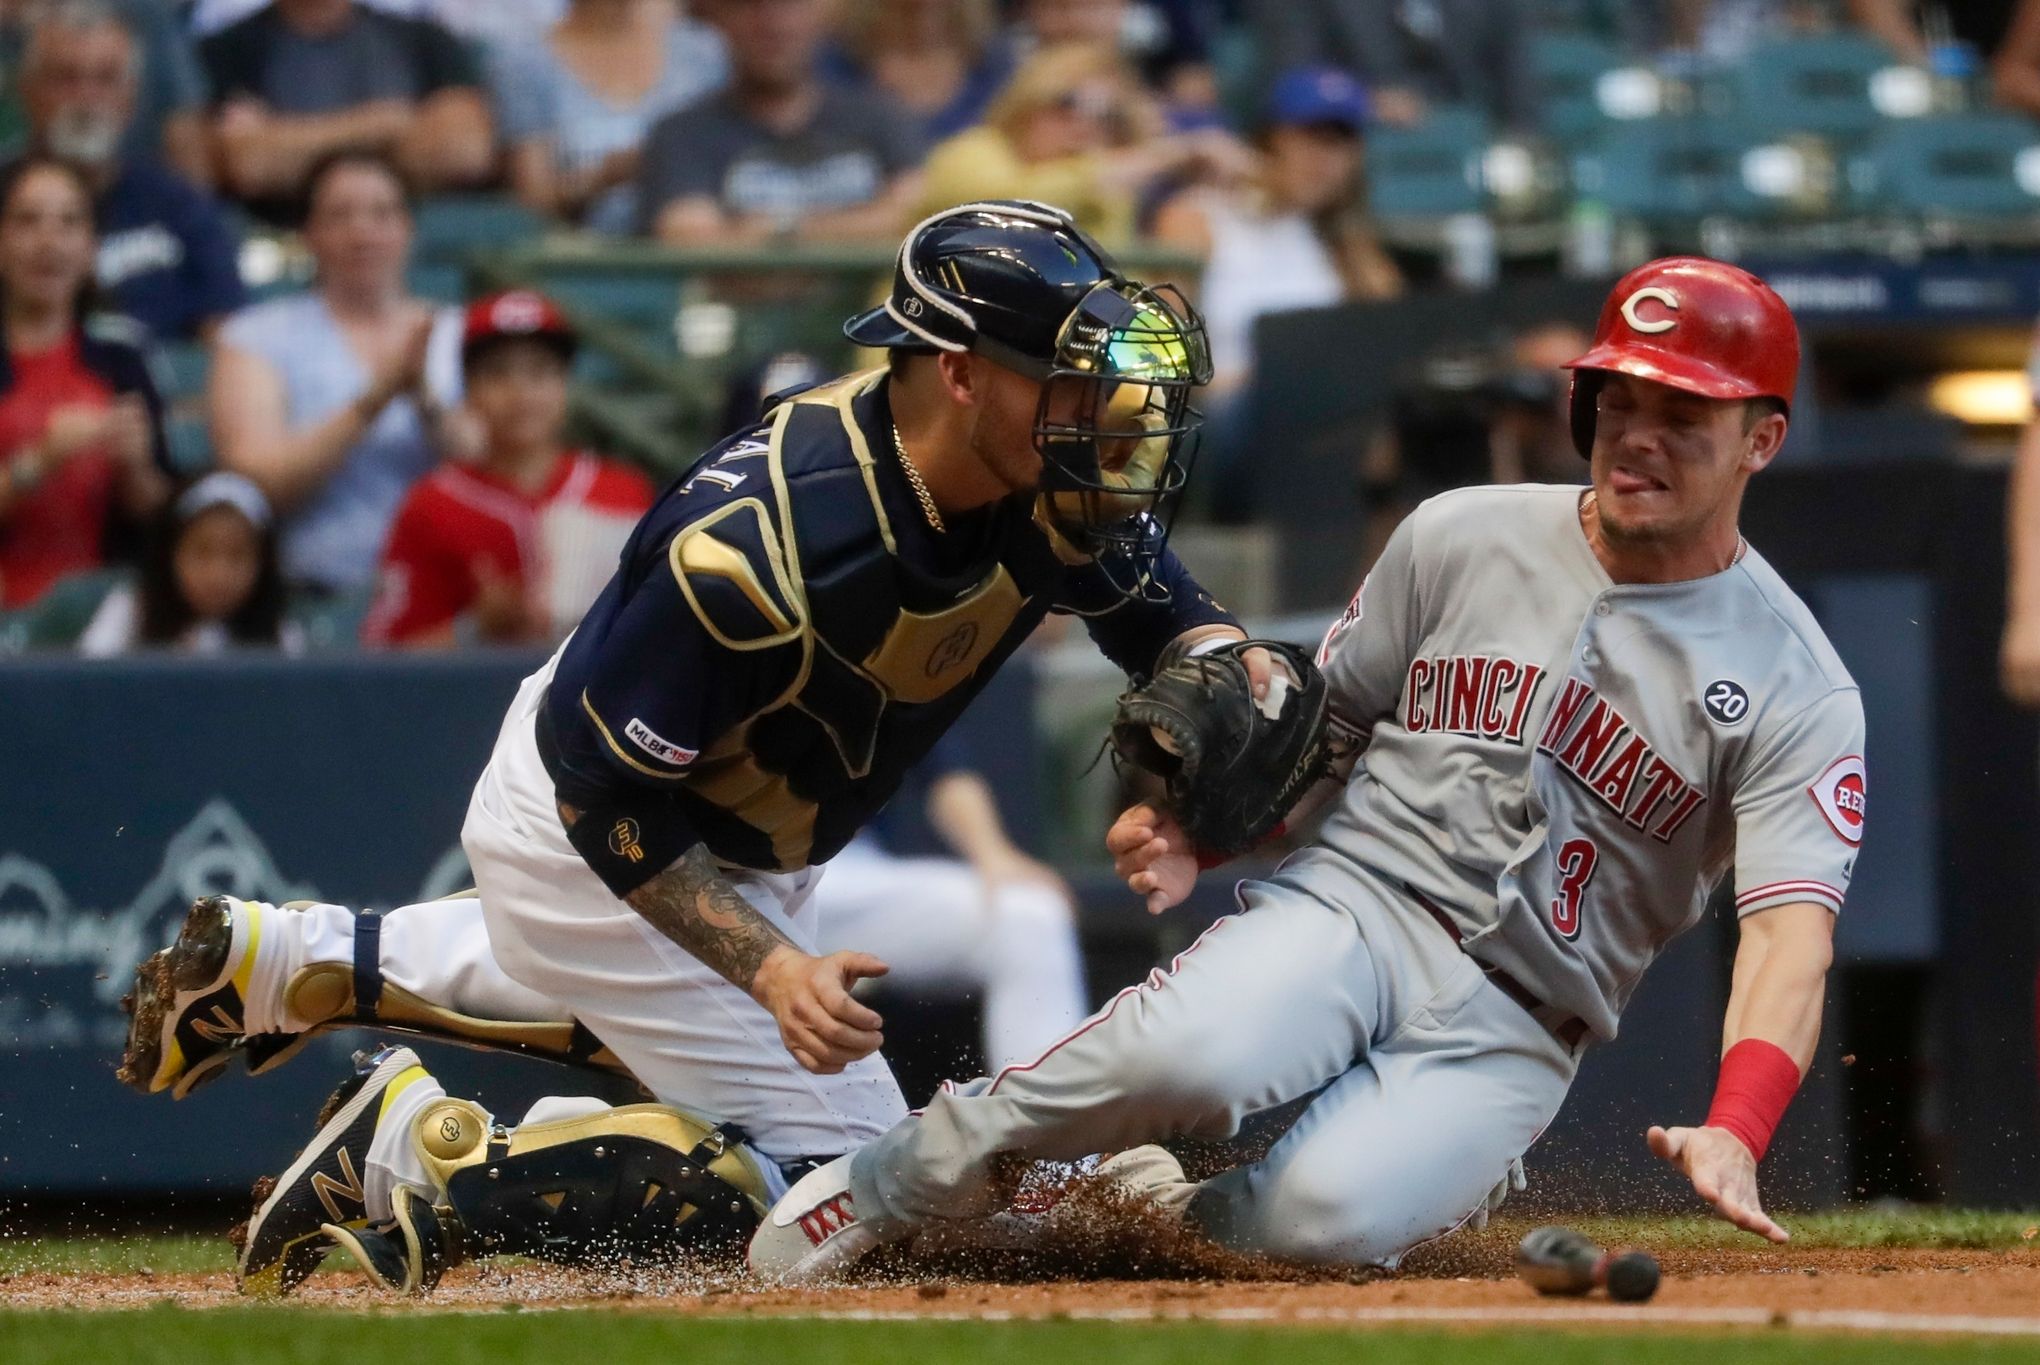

left=1562, top=256, right=1799, bottom=457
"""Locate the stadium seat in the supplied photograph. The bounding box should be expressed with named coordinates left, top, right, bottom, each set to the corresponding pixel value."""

left=410, top=194, right=547, bottom=263
left=1368, top=107, right=1491, bottom=220
left=406, top=260, right=469, bottom=304
left=164, top=415, right=213, bottom=475
left=286, top=585, right=376, bottom=652
left=1865, top=113, right=2040, bottom=220
left=1728, top=33, right=1897, bottom=142
left=1532, top=33, right=1626, bottom=146
left=154, top=341, right=210, bottom=401
left=0, top=568, right=131, bottom=653
left=1574, top=118, right=1777, bottom=224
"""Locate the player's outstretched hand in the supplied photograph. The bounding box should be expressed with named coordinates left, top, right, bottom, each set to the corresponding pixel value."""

left=1108, top=802, right=1198, bottom=915
left=753, top=947, right=888, bottom=1075
left=1647, top=1124, right=1789, bottom=1243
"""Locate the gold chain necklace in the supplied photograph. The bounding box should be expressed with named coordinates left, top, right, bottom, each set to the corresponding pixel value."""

left=890, top=425, right=945, bottom=534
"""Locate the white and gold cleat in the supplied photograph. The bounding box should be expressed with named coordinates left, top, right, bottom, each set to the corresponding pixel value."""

left=117, top=896, right=308, bottom=1098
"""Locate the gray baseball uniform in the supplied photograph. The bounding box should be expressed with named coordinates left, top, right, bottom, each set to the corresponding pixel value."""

left=844, top=483, right=1866, bottom=1266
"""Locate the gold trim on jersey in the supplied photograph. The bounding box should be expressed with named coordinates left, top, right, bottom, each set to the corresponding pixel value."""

left=861, top=565, right=1026, bottom=703
left=788, top=368, right=896, bottom=557
left=667, top=499, right=803, bottom=650
left=581, top=690, right=687, bottom=780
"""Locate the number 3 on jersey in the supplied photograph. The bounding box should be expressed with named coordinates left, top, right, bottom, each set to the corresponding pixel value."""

left=1550, top=837, right=1599, bottom=940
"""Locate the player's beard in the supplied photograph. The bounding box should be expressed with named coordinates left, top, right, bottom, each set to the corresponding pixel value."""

left=968, top=401, right=1046, bottom=500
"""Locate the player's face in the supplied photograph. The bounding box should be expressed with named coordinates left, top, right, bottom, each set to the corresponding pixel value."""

left=1588, top=373, right=1763, bottom=544
left=464, top=341, right=570, bottom=457
left=965, top=356, right=1052, bottom=494
left=174, top=506, right=263, bottom=623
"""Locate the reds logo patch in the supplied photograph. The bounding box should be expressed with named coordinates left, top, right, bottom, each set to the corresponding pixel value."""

left=1318, top=581, right=1367, bottom=664
left=1809, top=755, right=1867, bottom=845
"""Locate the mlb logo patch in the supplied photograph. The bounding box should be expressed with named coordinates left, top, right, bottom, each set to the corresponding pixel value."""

left=626, top=717, right=697, bottom=768
left=1809, top=755, right=1866, bottom=845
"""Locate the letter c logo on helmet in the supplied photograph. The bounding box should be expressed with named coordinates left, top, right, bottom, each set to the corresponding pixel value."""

left=1620, top=286, right=1679, bottom=335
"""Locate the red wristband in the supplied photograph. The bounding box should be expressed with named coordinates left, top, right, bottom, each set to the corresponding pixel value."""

left=1703, top=1038, right=1801, bottom=1162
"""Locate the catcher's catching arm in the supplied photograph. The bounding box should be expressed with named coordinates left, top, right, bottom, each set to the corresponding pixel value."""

left=1106, top=636, right=1341, bottom=913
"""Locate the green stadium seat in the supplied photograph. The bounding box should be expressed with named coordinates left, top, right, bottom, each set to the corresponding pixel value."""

left=410, top=194, right=547, bottom=262
left=164, top=414, right=213, bottom=475
left=154, top=340, right=210, bottom=401
left=1532, top=33, right=1625, bottom=146
left=1573, top=118, right=1775, bottom=223
left=286, top=585, right=376, bottom=652
left=406, top=260, right=468, bottom=304
left=0, top=567, right=131, bottom=653
left=1368, top=106, right=1491, bottom=220
left=1728, top=33, right=1897, bottom=142
left=1865, top=113, right=2040, bottom=219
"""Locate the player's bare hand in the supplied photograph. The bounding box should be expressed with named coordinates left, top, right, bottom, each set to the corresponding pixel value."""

left=2001, top=611, right=2040, bottom=708
left=753, top=946, right=888, bottom=1074
left=1108, top=802, right=1198, bottom=914
left=1647, top=1124, right=1789, bottom=1243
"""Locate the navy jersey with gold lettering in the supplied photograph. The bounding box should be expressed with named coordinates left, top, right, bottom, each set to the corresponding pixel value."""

left=538, top=368, right=1236, bottom=894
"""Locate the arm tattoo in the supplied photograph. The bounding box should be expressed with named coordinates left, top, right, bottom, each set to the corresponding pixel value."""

left=624, top=843, right=797, bottom=993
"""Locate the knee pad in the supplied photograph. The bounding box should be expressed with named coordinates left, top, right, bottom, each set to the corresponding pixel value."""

left=411, top=1098, right=774, bottom=1267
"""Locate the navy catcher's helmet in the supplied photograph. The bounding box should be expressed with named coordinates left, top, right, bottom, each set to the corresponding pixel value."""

left=846, top=200, right=1212, bottom=581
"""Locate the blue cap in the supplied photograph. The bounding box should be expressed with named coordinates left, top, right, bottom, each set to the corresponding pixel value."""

left=1267, top=65, right=1370, bottom=132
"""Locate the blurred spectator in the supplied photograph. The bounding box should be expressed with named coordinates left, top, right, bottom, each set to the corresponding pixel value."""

left=1247, top=0, right=1536, bottom=130
left=636, top=0, right=927, bottom=246
left=0, top=155, right=169, bottom=609
left=199, top=0, right=495, bottom=210
left=208, top=149, right=463, bottom=596
left=492, top=0, right=728, bottom=234
left=3, top=2, right=212, bottom=186
left=918, top=42, right=1249, bottom=246
left=17, top=3, right=247, bottom=341
left=1989, top=0, right=2040, bottom=119
left=1153, top=66, right=1398, bottom=396
left=77, top=469, right=304, bottom=654
left=822, top=0, right=1015, bottom=142
left=361, top=290, right=652, bottom=648
left=1012, top=0, right=1220, bottom=115
left=1487, top=322, right=1593, bottom=487
left=190, top=0, right=569, bottom=49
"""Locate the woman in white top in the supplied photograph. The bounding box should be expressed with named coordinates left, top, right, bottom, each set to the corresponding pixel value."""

left=208, top=148, right=463, bottom=594
left=1152, top=64, right=1401, bottom=397
left=79, top=470, right=306, bottom=656
left=492, top=0, right=728, bottom=234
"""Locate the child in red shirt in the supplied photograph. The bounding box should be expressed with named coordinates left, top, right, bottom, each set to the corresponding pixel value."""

left=362, top=291, right=653, bottom=647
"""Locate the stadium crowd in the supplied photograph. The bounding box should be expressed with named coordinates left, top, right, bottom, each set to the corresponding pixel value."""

left=0, top=0, right=2035, bottom=653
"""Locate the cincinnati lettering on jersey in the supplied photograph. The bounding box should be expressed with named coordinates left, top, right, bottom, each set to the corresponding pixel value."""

left=1535, top=678, right=1706, bottom=842
left=1403, top=655, right=1547, bottom=744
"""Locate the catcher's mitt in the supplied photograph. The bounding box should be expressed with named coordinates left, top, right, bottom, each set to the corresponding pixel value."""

left=1110, top=638, right=1331, bottom=859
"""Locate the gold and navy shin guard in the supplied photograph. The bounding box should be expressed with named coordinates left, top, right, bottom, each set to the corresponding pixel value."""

left=410, top=1098, right=773, bottom=1268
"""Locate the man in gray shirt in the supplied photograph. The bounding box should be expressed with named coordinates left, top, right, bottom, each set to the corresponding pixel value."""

left=199, top=0, right=494, bottom=209
left=637, top=0, right=926, bottom=246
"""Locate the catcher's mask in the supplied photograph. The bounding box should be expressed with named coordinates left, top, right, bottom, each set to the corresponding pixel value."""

left=989, top=280, right=1211, bottom=587
left=844, top=200, right=1213, bottom=597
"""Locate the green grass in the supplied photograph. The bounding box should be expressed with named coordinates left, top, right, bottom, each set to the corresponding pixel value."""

left=2, top=1316, right=2040, bottom=1365
left=4, top=1207, right=2033, bottom=1280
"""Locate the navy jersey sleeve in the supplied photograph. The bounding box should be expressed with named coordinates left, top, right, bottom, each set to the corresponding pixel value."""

left=1056, top=530, right=1240, bottom=676
left=570, top=493, right=805, bottom=793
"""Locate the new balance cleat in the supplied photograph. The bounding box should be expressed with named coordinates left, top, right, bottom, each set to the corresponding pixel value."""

left=322, top=1186, right=461, bottom=1295
left=117, top=896, right=308, bottom=1098
left=747, top=1153, right=892, bottom=1284
left=236, top=1045, right=430, bottom=1297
